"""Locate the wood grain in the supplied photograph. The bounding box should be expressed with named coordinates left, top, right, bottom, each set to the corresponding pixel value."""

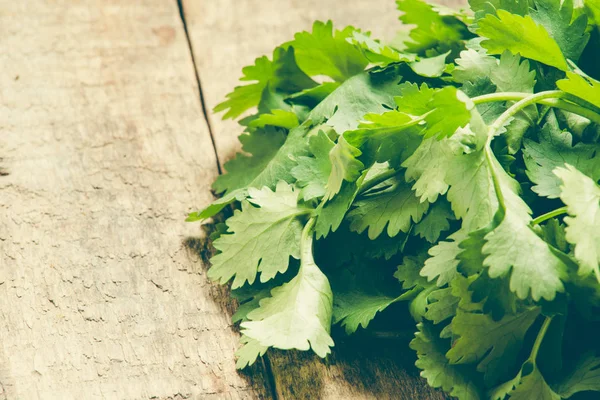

left=181, top=1, right=462, bottom=398
left=0, top=1, right=268, bottom=399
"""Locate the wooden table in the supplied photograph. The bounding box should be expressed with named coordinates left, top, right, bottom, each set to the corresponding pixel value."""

left=0, top=1, right=460, bottom=398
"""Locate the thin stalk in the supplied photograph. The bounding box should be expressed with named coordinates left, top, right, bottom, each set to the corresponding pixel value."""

left=529, top=316, right=553, bottom=363
left=531, top=207, right=568, bottom=226
left=488, top=91, right=570, bottom=136
left=472, top=92, right=600, bottom=125
left=358, top=169, right=398, bottom=195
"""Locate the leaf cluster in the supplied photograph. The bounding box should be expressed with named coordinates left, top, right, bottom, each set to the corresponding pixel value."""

left=188, top=1, right=600, bottom=398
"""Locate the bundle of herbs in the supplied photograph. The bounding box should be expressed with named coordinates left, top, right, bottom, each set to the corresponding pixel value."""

left=188, top=0, right=600, bottom=398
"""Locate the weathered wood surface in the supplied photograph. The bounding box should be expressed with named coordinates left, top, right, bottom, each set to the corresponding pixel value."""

left=181, top=1, right=461, bottom=399
left=0, top=1, right=268, bottom=399
left=0, top=0, right=466, bottom=398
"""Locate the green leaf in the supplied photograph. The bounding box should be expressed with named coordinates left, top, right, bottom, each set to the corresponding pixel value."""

left=291, top=130, right=335, bottom=201
left=555, top=354, right=600, bottom=398
left=348, top=31, right=417, bottom=64
left=477, top=10, right=569, bottom=71
left=397, top=0, right=471, bottom=56
left=345, top=109, right=423, bottom=168
left=395, top=254, right=430, bottom=291
left=424, top=87, right=473, bottom=139
left=523, top=112, right=600, bottom=199
left=347, top=178, right=429, bottom=239
left=452, top=48, right=498, bottom=84
left=186, top=188, right=248, bottom=222
left=490, top=51, right=536, bottom=93
left=214, top=123, right=311, bottom=195
left=411, top=322, right=484, bottom=400
left=215, top=46, right=317, bottom=119
left=424, top=287, right=459, bottom=324
left=290, top=21, right=368, bottom=82
left=324, top=136, right=364, bottom=201
left=554, top=165, right=600, bottom=281
left=334, top=291, right=401, bottom=334
left=490, top=52, right=537, bottom=153
left=286, top=82, right=341, bottom=108
left=309, top=67, right=403, bottom=134
left=395, top=82, right=436, bottom=115
left=247, top=109, right=299, bottom=130
left=315, top=180, right=360, bottom=239
left=208, top=182, right=308, bottom=288
left=241, top=220, right=334, bottom=358
left=482, top=208, right=567, bottom=301
left=508, top=362, right=561, bottom=400
left=447, top=308, right=540, bottom=386
left=530, top=0, right=589, bottom=62
left=421, top=233, right=463, bottom=287
left=409, top=51, right=451, bottom=77
left=403, top=136, right=455, bottom=203
left=235, top=335, right=268, bottom=369
left=557, top=71, right=600, bottom=109
left=414, top=199, right=456, bottom=243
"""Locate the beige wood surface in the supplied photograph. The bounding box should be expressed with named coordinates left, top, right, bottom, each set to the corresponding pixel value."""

left=181, top=1, right=454, bottom=398
left=0, top=1, right=268, bottom=399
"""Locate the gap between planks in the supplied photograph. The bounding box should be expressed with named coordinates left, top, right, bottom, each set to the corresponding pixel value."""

left=176, top=0, right=222, bottom=174
left=175, top=1, right=279, bottom=399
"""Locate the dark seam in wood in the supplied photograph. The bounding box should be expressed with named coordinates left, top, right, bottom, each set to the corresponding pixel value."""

left=175, top=2, right=279, bottom=399
left=261, top=354, right=280, bottom=400
left=176, top=0, right=222, bottom=174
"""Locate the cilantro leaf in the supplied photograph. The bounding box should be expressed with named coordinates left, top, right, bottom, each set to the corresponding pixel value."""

left=508, top=362, right=561, bottom=400
left=477, top=10, right=569, bottom=71
left=447, top=308, right=540, bottom=386
left=397, top=0, right=471, bottom=56
left=291, top=130, right=335, bottom=201
left=554, top=165, right=600, bottom=281
left=290, top=21, right=368, bottom=82
left=421, top=233, right=463, bottom=287
left=523, top=112, right=600, bottom=199
left=555, top=354, right=600, bottom=398
left=348, top=178, right=429, bottom=239
left=414, top=199, right=456, bottom=243
left=411, top=322, right=485, bottom=400
left=424, top=87, right=474, bottom=139
left=482, top=207, right=567, bottom=301
left=247, top=109, right=299, bottom=130
left=309, top=67, right=403, bottom=133
left=557, top=72, right=600, bottom=109
left=214, top=123, right=311, bottom=195
left=235, top=335, right=268, bottom=369
left=241, top=220, right=334, bottom=357
left=530, top=0, right=590, bottom=63
left=348, top=31, right=417, bottom=64
left=215, top=47, right=316, bottom=119
left=324, top=136, right=364, bottom=201
left=208, top=182, right=309, bottom=288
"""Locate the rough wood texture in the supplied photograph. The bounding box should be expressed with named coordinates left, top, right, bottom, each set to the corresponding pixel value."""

left=0, top=1, right=268, bottom=399
left=181, top=1, right=462, bottom=398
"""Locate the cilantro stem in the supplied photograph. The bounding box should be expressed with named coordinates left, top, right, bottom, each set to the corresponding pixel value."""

left=488, top=91, right=568, bottom=136
left=531, top=207, right=568, bottom=226
left=472, top=91, right=600, bottom=125
left=358, top=169, right=398, bottom=195
left=529, top=316, right=553, bottom=363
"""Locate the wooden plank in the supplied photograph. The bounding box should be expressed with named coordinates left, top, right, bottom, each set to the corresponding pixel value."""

left=0, top=1, right=269, bottom=399
left=182, top=1, right=463, bottom=398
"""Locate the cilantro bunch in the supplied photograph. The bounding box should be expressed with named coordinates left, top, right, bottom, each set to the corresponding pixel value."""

left=188, top=0, right=600, bottom=398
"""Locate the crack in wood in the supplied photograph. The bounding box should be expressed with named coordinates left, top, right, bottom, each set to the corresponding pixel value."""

left=175, top=0, right=222, bottom=175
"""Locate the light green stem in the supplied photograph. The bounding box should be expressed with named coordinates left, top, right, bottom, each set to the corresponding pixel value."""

left=531, top=207, right=568, bottom=226
left=529, top=316, right=553, bottom=363
left=472, top=91, right=600, bottom=125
